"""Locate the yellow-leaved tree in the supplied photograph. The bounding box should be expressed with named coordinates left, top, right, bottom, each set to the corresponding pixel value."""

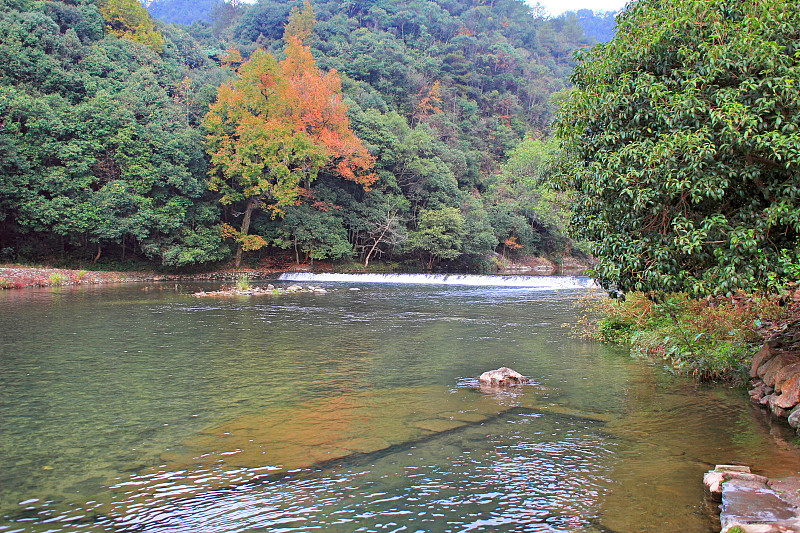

left=203, top=1, right=375, bottom=266
left=96, top=0, right=163, bottom=52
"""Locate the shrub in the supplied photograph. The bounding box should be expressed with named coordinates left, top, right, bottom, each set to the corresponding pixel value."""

left=235, top=274, right=250, bottom=291
left=585, top=292, right=787, bottom=383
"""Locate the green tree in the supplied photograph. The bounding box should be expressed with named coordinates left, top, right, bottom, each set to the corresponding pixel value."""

left=357, top=192, right=408, bottom=268
left=0, top=3, right=227, bottom=267
left=484, top=135, right=575, bottom=257
left=557, top=0, right=800, bottom=296
left=274, top=203, right=353, bottom=264
left=408, top=206, right=464, bottom=269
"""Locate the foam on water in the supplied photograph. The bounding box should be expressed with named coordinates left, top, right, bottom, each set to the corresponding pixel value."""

left=278, top=272, right=598, bottom=289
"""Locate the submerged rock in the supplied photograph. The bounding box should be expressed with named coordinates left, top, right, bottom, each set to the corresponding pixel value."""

left=721, top=484, right=800, bottom=532
left=478, top=367, right=529, bottom=387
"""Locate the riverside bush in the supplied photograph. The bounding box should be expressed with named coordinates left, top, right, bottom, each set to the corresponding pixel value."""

left=47, top=272, right=65, bottom=286
left=235, top=274, right=250, bottom=291
left=587, top=293, right=786, bottom=382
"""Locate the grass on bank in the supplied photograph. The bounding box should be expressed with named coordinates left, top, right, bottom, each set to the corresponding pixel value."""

left=577, top=292, right=790, bottom=384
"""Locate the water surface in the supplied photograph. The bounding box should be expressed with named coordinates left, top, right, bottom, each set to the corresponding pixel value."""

left=0, top=277, right=797, bottom=532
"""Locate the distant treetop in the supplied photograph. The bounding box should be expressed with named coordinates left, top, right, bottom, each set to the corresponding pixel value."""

left=145, top=0, right=218, bottom=25
left=560, top=9, right=616, bottom=43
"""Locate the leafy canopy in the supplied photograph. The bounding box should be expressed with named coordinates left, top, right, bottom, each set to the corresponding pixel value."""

left=557, top=0, right=800, bottom=297
left=408, top=206, right=465, bottom=269
left=96, top=0, right=163, bottom=52
left=203, top=1, right=375, bottom=264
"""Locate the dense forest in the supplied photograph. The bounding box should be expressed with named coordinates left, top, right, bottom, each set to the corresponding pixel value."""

left=0, top=0, right=606, bottom=270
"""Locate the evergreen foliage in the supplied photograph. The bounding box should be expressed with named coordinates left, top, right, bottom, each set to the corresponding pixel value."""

left=0, top=0, right=228, bottom=266
left=558, top=0, right=800, bottom=296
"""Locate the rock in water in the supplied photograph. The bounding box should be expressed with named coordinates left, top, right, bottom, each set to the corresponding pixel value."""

left=478, top=367, right=529, bottom=387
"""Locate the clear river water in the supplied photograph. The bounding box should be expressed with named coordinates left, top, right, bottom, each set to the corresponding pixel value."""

left=1, top=274, right=798, bottom=533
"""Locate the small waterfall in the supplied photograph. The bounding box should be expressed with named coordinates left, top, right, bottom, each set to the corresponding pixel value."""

left=278, top=272, right=597, bottom=289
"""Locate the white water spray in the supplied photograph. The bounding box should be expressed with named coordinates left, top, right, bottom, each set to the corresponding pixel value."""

left=278, top=272, right=597, bottom=289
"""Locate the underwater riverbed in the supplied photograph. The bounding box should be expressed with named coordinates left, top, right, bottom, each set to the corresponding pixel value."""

left=1, top=275, right=797, bottom=532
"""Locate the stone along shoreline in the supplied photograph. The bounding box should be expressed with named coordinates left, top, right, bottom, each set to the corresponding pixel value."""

left=749, top=320, right=800, bottom=433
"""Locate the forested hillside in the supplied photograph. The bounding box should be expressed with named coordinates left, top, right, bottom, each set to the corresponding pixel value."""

left=145, top=0, right=216, bottom=25
left=0, top=0, right=595, bottom=270
left=562, top=9, right=616, bottom=43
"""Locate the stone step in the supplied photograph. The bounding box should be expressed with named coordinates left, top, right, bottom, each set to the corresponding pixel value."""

left=705, top=465, right=800, bottom=533
left=721, top=484, right=800, bottom=532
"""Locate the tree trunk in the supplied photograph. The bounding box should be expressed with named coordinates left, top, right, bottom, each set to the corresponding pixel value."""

left=364, top=223, right=390, bottom=269
left=235, top=198, right=258, bottom=267
left=93, top=242, right=101, bottom=265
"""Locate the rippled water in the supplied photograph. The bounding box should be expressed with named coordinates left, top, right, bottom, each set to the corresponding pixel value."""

left=0, top=278, right=797, bottom=532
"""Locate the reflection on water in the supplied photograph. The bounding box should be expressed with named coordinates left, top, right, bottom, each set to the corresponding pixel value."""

left=0, top=280, right=798, bottom=532
left=103, top=408, right=612, bottom=533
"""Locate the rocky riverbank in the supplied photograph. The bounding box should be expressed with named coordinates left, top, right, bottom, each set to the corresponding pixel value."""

left=0, top=264, right=296, bottom=289
left=0, top=265, right=153, bottom=288
left=749, top=320, right=800, bottom=433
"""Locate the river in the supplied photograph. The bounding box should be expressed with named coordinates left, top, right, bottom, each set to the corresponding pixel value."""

left=0, top=274, right=797, bottom=532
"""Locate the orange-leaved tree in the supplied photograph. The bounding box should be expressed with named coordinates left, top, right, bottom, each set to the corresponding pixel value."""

left=203, top=1, right=375, bottom=266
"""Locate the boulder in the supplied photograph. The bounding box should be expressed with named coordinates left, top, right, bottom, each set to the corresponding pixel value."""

left=478, top=367, right=529, bottom=387
left=772, top=373, right=800, bottom=410
left=788, top=406, right=800, bottom=429
left=751, top=344, right=777, bottom=378
left=761, top=353, right=800, bottom=388
left=775, top=363, right=800, bottom=393
left=768, top=395, right=793, bottom=418
left=749, top=381, right=767, bottom=404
